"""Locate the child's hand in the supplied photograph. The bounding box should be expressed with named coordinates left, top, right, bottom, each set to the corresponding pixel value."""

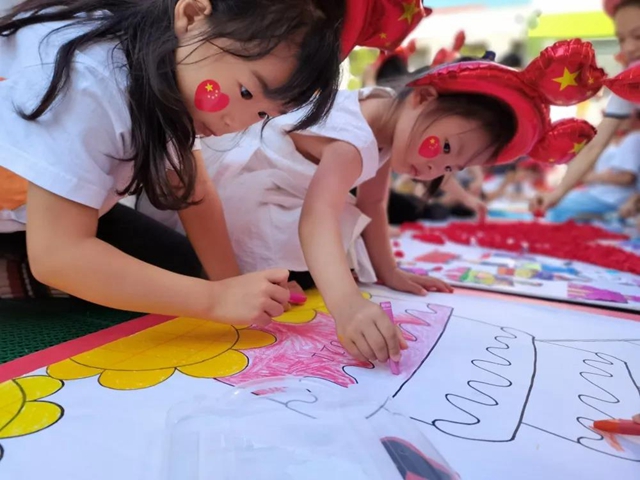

left=208, top=269, right=290, bottom=326
left=334, top=296, right=408, bottom=363
left=381, top=268, right=454, bottom=296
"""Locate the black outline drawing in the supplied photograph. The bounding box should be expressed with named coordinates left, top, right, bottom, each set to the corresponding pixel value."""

left=396, top=316, right=536, bottom=443
left=393, top=312, right=640, bottom=462
left=522, top=341, right=640, bottom=461
left=0, top=376, right=65, bottom=463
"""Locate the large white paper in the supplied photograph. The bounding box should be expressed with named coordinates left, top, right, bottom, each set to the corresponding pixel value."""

left=1, top=288, right=639, bottom=480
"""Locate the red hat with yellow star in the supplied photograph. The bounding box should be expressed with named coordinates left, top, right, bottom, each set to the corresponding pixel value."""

left=409, top=39, right=640, bottom=165
left=341, top=0, right=431, bottom=59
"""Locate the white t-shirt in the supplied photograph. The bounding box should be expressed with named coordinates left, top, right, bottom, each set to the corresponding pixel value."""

left=0, top=16, right=200, bottom=233
left=139, top=88, right=392, bottom=282
left=587, top=131, right=640, bottom=206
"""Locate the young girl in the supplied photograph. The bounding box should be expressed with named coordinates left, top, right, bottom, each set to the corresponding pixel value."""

left=0, top=0, right=406, bottom=323
left=142, top=39, right=617, bottom=361
left=531, top=0, right=640, bottom=213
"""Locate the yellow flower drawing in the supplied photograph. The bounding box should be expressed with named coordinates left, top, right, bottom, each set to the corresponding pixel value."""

left=47, top=318, right=276, bottom=390
left=0, top=376, right=63, bottom=440
left=276, top=289, right=371, bottom=324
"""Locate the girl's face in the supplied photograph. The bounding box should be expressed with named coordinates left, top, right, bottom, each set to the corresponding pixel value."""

left=174, top=0, right=298, bottom=137
left=615, top=5, right=640, bottom=65
left=390, top=90, right=494, bottom=181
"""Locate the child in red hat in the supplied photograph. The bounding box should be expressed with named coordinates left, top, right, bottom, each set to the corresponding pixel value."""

left=141, top=40, right=640, bottom=363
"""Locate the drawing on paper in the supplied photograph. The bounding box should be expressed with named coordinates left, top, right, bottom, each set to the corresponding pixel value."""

left=415, top=251, right=460, bottom=264
left=395, top=314, right=640, bottom=461
left=568, top=284, right=640, bottom=305
left=220, top=304, right=452, bottom=389
left=0, top=376, right=64, bottom=461
left=47, top=320, right=277, bottom=390
left=444, top=267, right=543, bottom=288
left=46, top=290, right=452, bottom=391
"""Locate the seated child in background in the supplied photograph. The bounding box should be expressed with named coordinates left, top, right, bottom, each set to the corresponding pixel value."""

left=482, top=159, right=547, bottom=204
left=546, top=115, right=640, bottom=223
left=139, top=42, right=604, bottom=363
left=619, top=191, right=640, bottom=230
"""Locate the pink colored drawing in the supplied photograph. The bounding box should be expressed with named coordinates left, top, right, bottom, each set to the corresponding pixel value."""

left=220, top=304, right=452, bottom=389
left=415, top=250, right=459, bottom=264
left=567, top=283, right=628, bottom=304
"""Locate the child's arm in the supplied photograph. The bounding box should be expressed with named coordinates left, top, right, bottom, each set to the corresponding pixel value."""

left=619, top=192, right=640, bottom=219
left=296, top=136, right=402, bottom=363
left=177, top=150, right=240, bottom=281
left=583, top=169, right=637, bottom=186
left=356, top=161, right=453, bottom=295
left=26, top=183, right=289, bottom=325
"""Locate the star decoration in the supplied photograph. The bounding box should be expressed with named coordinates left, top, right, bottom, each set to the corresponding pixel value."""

left=588, top=76, right=594, bottom=85
left=205, top=83, right=214, bottom=92
left=572, top=140, right=587, bottom=154
left=379, top=32, right=387, bottom=39
left=399, top=1, right=420, bottom=24
left=552, top=67, right=580, bottom=91
left=548, top=158, right=556, bottom=163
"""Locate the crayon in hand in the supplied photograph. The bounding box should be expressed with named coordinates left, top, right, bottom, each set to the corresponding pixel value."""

left=380, top=301, right=401, bottom=375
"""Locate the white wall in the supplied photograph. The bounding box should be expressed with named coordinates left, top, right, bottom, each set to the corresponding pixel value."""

left=531, top=0, right=603, bottom=13
left=407, top=6, right=534, bottom=65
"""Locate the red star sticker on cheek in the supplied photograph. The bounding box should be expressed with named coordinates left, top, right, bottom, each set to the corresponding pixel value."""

left=194, top=80, right=230, bottom=113
left=418, top=136, right=441, bottom=158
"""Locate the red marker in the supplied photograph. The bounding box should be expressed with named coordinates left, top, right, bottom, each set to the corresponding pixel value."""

left=289, top=292, right=307, bottom=305
left=381, top=302, right=400, bottom=375
left=593, top=419, right=640, bottom=436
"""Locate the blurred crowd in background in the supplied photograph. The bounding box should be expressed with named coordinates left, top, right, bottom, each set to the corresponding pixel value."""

left=344, top=0, right=640, bottom=231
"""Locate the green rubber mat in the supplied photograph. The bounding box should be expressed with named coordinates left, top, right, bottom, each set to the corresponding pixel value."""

left=0, top=299, right=140, bottom=364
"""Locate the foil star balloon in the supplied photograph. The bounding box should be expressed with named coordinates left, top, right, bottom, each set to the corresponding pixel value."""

left=409, top=39, right=640, bottom=165
left=341, top=0, right=431, bottom=59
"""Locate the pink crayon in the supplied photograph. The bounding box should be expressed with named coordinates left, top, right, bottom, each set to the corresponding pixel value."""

left=289, top=292, right=307, bottom=305
left=380, top=301, right=401, bottom=375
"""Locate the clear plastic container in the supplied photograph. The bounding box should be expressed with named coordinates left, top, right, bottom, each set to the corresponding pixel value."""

left=160, top=377, right=459, bottom=480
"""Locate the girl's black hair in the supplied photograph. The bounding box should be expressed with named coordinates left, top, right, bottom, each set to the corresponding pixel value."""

left=0, top=0, right=343, bottom=210
left=376, top=55, right=409, bottom=86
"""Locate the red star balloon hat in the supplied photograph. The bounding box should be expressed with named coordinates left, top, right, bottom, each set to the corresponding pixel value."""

left=409, top=39, right=640, bottom=165
left=340, top=0, right=431, bottom=59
